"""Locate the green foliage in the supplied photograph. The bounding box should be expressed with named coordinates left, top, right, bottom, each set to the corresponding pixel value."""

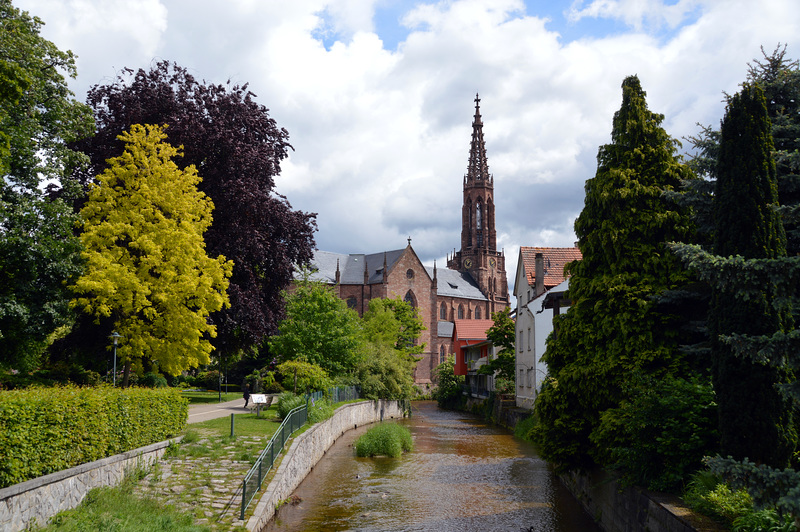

left=478, top=308, right=516, bottom=386
left=591, top=376, right=718, bottom=492
left=535, top=75, right=697, bottom=473
left=362, top=297, right=426, bottom=357
left=0, top=0, right=94, bottom=371
left=733, top=509, right=794, bottom=532
left=513, top=413, right=538, bottom=442
left=307, top=397, right=334, bottom=424
left=0, top=385, right=186, bottom=487
left=39, top=480, right=208, bottom=532
left=709, top=82, right=796, bottom=468
left=354, top=422, right=413, bottom=458
left=432, top=355, right=464, bottom=408
left=195, top=370, right=220, bottom=390
left=276, top=392, right=305, bottom=419
left=356, top=342, right=417, bottom=400
left=707, top=456, right=800, bottom=518
left=71, top=124, right=233, bottom=377
left=276, top=360, right=331, bottom=394
left=138, top=372, right=168, bottom=388
left=269, top=280, right=364, bottom=376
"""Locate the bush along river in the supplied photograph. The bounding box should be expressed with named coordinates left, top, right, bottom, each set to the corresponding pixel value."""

left=262, top=401, right=600, bottom=532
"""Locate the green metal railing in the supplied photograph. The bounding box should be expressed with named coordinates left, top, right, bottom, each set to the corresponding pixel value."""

left=239, top=386, right=360, bottom=519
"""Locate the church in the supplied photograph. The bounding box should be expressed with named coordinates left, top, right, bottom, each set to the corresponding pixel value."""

left=306, top=95, right=509, bottom=386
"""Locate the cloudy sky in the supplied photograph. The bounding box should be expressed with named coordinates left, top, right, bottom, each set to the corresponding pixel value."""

left=17, top=0, right=800, bottom=288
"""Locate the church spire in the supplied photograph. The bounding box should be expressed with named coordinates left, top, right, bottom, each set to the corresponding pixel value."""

left=448, top=93, right=508, bottom=314
left=465, top=93, right=491, bottom=184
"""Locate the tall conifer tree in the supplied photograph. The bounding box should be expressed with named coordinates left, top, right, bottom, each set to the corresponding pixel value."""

left=534, top=76, right=696, bottom=471
left=710, top=83, right=795, bottom=466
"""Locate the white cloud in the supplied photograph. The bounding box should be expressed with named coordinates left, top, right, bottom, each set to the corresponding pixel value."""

left=15, top=0, right=800, bottom=288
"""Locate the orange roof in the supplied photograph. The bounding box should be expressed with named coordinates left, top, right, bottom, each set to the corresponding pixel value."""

left=520, top=247, right=582, bottom=289
left=452, top=319, right=495, bottom=340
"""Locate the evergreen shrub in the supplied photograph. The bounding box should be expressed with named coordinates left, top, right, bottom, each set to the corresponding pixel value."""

left=0, top=385, right=187, bottom=487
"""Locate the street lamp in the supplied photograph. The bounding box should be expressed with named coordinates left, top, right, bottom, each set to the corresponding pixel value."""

left=110, top=332, right=122, bottom=386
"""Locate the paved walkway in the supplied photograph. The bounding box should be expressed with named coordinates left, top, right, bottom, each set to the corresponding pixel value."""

left=187, top=398, right=249, bottom=424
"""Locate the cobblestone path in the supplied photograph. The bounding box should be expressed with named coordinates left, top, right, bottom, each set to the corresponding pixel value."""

left=132, top=433, right=273, bottom=531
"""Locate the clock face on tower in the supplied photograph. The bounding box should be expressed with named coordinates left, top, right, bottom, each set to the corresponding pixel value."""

left=489, top=258, right=496, bottom=268
left=463, top=258, right=472, bottom=269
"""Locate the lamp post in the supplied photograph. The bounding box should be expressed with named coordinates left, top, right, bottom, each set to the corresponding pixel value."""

left=110, top=332, right=122, bottom=386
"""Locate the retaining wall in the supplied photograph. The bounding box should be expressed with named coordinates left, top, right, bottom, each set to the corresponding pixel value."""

left=246, top=399, right=405, bottom=532
left=560, top=468, right=726, bottom=532
left=0, top=437, right=181, bottom=532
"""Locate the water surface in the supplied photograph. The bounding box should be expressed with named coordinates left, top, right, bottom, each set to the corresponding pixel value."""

left=263, top=401, right=599, bottom=532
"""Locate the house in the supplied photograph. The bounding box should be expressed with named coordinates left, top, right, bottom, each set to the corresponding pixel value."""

left=451, top=318, right=497, bottom=396
left=513, top=246, right=581, bottom=409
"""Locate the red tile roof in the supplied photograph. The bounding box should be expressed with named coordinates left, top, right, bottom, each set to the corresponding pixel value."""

left=520, top=247, right=582, bottom=289
left=452, top=319, right=495, bottom=340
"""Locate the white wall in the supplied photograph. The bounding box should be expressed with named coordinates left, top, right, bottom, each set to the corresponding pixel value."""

left=515, top=279, right=570, bottom=410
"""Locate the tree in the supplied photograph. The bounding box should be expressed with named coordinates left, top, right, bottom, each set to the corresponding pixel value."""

left=70, top=124, right=232, bottom=379
left=686, top=45, right=800, bottom=255
left=69, top=61, right=316, bottom=357
left=478, top=308, right=515, bottom=391
left=433, top=355, right=463, bottom=408
left=361, top=297, right=425, bottom=357
left=267, top=280, right=364, bottom=377
left=708, top=83, right=795, bottom=467
left=358, top=297, right=422, bottom=399
left=534, top=75, right=697, bottom=472
left=0, top=0, right=94, bottom=371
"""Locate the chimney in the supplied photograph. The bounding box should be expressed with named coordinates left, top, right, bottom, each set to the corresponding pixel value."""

left=535, top=252, right=544, bottom=297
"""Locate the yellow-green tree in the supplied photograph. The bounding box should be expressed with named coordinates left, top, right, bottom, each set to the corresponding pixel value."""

left=71, top=124, right=233, bottom=378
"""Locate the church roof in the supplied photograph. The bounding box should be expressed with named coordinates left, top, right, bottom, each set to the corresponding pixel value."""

left=519, top=246, right=582, bottom=290
left=304, top=249, right=406, bottom=285
left=427, top=266, right=488, bottom=301
left=437, top=321, right=454, bottom=338
left=305, top=249, right=489, bottom=302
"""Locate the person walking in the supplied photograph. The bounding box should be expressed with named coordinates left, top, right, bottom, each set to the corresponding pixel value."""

left=243, top=383, right=251, bottom=408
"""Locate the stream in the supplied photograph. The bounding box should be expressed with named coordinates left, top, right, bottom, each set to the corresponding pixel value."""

left=262, top=401, right=600, bottom=531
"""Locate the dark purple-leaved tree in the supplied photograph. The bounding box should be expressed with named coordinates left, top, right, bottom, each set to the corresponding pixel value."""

left=70, top=61, right=317, bottom=358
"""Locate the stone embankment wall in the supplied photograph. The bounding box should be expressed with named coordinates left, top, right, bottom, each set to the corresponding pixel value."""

left=0, top=437, right=181, bottom=532
left=246, top=399, right=404, bottom=532
left=560, top=468, right=726, bottom=532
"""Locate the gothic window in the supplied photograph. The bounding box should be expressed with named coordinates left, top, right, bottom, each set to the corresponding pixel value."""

left=406, top=269, right=414, bottom=279
left=475, top=307, right=481, bottom=319
left=404, top=290, right=416, bottom=308
left=439, top=345, right=446, bottom=365
left=476, top=200, right=483, bottom=247
left=346, top=297, right=357, bottom=309
left=458, top=305, right=464, bottom=319
left=440, top=302, right=447, bottom=320
left=466, top=198, right=473, bottom=247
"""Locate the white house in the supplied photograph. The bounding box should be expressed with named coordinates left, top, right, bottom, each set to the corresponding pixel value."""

left=513, top=246, right=581, bottom=409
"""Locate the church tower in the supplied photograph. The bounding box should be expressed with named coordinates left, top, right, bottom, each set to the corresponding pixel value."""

left=447, top=94, right=508, bottom=313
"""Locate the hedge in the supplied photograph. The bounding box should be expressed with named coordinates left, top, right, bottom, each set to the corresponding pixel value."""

left=0, top=385, right=187, bottom=488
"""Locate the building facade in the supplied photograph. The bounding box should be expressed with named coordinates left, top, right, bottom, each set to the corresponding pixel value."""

left=513, top=246, right=581, bottom=408
left=305, top=95, right=509, bottom=386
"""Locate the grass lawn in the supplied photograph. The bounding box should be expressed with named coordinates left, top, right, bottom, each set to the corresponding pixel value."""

left=39, top=473, right=211, bottom=532
left=180, top=390, right=241, bottom=404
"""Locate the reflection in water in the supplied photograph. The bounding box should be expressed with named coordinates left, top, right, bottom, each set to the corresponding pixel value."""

left=262, top=401, right=599, bottom=532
